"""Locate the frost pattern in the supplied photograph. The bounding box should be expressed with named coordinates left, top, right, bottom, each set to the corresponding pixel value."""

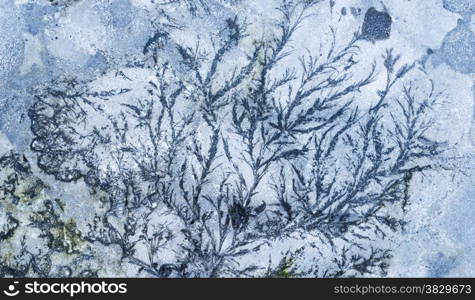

left=9, top=0, right=447, bottom=277
left=6, top=0, right=475, bottom=279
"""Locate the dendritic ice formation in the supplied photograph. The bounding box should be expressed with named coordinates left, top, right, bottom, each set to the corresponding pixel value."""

left=0, top=0, right=474, bottom=278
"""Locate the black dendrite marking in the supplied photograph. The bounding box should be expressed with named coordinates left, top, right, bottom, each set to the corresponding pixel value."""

left=24, top=0, right=447, bottom=278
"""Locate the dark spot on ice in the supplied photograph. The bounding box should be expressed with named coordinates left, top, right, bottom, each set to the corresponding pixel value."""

left=350, top=7, right=361, bottom=17
left=341, top=7, right=347, bottom=16
left=427, top=252, right=458, bottom=277
left=438, top=19, right=475, bottom=74
left=443, top=0, right=475, bottom=16
left=360, top=7, right=392, bottom=42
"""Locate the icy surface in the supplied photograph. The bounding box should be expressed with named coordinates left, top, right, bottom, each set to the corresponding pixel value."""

left=0, top=0, right=474, bottom=277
